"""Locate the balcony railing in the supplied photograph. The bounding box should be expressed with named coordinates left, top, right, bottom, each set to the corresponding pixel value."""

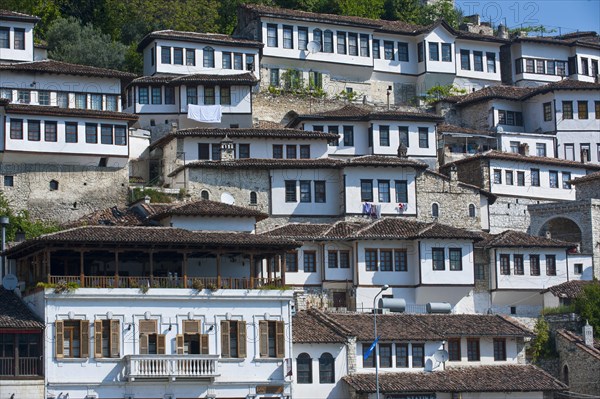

left=125, top=355, right=219, bottom=380
left=47, top=275, right=283, bottom=290
left=0, top=357, right=43, bottom=377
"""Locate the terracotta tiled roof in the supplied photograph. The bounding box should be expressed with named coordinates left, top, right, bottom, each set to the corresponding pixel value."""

left=129, top=72, right=258, bottom=88
left=3, top=226, right=300, bottom=258
left=0, top=288, right=44, bottom=329
left=151, top=127, right=338, bottom=150
left=344, top=155, right=428, bottom=169
left=437, top=124, right=493, bottom=136
left=440, top=150, right=600, bottom=171
left=260, top=223, right=332, bottom=240
left=351, top=218, right=482, bottom=240
left=569, top=170, right=600, bottom=184
left=343, top=364, right=566, bottom=393
left=255, top=120, right=284, bottom=129
left=149, top=200, right=268, bottom=221
left=169, top=158, right=342, bottom=177
left=3, top=103, right=139, bottom=122
left=514, top=32, right=600, bottom=49
left=522, top=79, right=600, bottom=99
left=476, top=230, right=575, bottom=249
left=450, top=85, right=533, bottom=106
left=67, top=206, right=149, bottom=228
left=322, top=221, right=368, bottom=239
left=556, top=329, right=600, bottom=360
left=295, top=104, right=443, bottom=122
left=543, top=280, right=597, bottom=298
left=292, top=310, right=350, bottom=343
left=0, top=9, right=40, bottom=22
left=0, top=59, right=135, bottom=79
left=137, top=30, right=263, bottom=51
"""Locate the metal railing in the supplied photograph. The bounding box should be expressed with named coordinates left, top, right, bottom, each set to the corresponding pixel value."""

left=126, top=355, right=219, bottom=380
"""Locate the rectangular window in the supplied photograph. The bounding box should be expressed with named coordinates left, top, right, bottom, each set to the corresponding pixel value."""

left=549, top=170, right=559, bottom=188
left=222, top=52, right=232, bottom=69
left=246, top=54, right=255, bottom=71
left=299, top=180, right=311, bottom=203
left=348, top=33, right=358, bottom=56
left=373, top=39, right=380, bottom=59
left=173, top=48, right=183, bottom=65
left=259, top=320, right=284, bottom=358
left=379, top=343, right=392, bottom=368
left=283, top=25, right=293, bottom=49
left=563, top=101, right=573, bottom=119
left=578, top=101, right=588, bottom=119
left=18, top=90, right=30, bottom=104
left=395, top=180, right=408, bottom=203
left=299, top=145, right=310, bottom=159
left=58, top=320, right=88, bottom=359
left=500, top=254, right=511, bottom=275
left=1, top=88, right=13, bottom=102
left=581, top=144, right=591, bottom=161
left=100, top=124, right=113, bottom=145
left=220, top=87, right=231, bottom=106
left=267, top=24, right=278, bottom=47
left=269, top=68, right=279, bottom=86
left=233, top=53, right=243, bottom=70
left=85, top=123, right=97, bottom=143
left=303, top=251, right=316, bottom=272
left=595, top=101, right=600, bottom=119
left=365, top=249, right=378, bottom=271
left=493, top=338, right=506, bottom=361
left=105, top=95, right=117, bottom=111
left=115, top=125, right=126, bottom=146
left=286, top=145, right=297, bottom=159
left=204, top=87, right=215, bottom=105
left=546, top=255, right=556, bottom=276
left=0, top=27, right=8, bottom=48
left=65, top=122, right=78, bottom=143
left=398, top=126, right=409, bottom=148
left=380, top=250, right=393, bottom=271
left=315, top=181, right=326, bottom=203
left=272, top=144, right=283, bottom=159
left=90, top=94, right=102, bottom=110
left=151, top=87, right=161, bottom=104
left=486, top=52, right=496, bottom=72
left=557, top=61, right=566, bottom=76
left=164, top=87, right=175, bottom=105
left=14, top=28, right=25, bottom=50
left=547, top=60, right=556, bottom=75
left=526, top=255, right=540, bottom=277
left=359, top=34, right=369, bottom=57
left=493, top=169, right=502, bottom=184
left=95, top=319, right=120, bottom=358
left=384, top=41, right=394, bottom=60
left=418, top=127, right=428, bottom=148
left=441, top=43, right=452, bottom=62
left=448, top=339, right=461, bottom=361
left=531, top=169, right=540, bottom=186
left=10, top=118, right=23, bottom=140
left=185, top=49, right=195, bottom=66
left=343, top=126, right=354, bottom=146
left=499, top=111, right=508, bottom=126
left=449, top=248, right=462, bottom=271
left=363, top=343, right=376, bottom=367
left=378, top=180, right=390, bottom=203
left=506, top=111, right=515, bottom=126
left=428, top=42, right=439, bottom=61
left=505, top=170, right=513, bottom=185
left=536, top=59, right=545, bottom=74
left=460, top=49, right=470, bottom=70
left=396, top=343, right=408, bottom=368
left=574, top=263, right=583, bottom=275
left=286, top=252, right=298, bottom=272
left=395, top=249, right=407, bottom=272
left=417, top=42, right=424, bottom=62
left=592, top=59, right=599, bottom=76
left=562, top=172, right=571, bottom=189
left=187, top=87, right=197, bottom=105
left=432, top=248, right=445, bottom=271
left=298, top=27, right=308, bottom=50
left=328, top=251, right=338, bottom=268
left=339, top=251, right=350, bottom=268
left=581, top=58, right=589, bottom=75
left=536, top=143, right=547, bottom=157
left=467, top=339, right=480, bottom=361
left=324, top=30, right=333, bottom=53
left=473, top=51, right=483, bottom=71
left=210, top=143, right=220, bottom=160
left=309, top=71, right=322, bottom=89
left=396, top=42, right=408, bottom=62
left=337, top=31, right=346, bottom=54
left=285, top=180, right=296, bottom=202
left=27, top=120, right=40, bottom=141
left=220, top=320, right=246, bottom=358
left=238, top=143, right=250, bottom=159
left=138, top=88, right=148, bottom=105
left=38, top=90, right=50, bottom=105
left=379, top=125, right=390, bottom=146
left=514, top=255, right=524, bottom=275
left=544, top=102, right=553, bottom=121
left=198, top=143, right=210, bottom=160
left=361, top=180, right=373, bottom=202
left=44, top=121, right=57, bottom=142
left=3, top=176, right=14, bottom=187
left=526, top=58, right=535, bottom=73
left=517, top=171, right=525, bottom=186
left=412, top=344, right=424, bottom=368
left=161, top=47, right=171, bottom=64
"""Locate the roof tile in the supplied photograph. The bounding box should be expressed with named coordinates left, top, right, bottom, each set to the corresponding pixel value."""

left=0, top=288, right=44, bottom=329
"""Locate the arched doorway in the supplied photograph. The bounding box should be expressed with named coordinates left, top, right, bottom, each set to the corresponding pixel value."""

left=538, top=217, right=582, bottom=245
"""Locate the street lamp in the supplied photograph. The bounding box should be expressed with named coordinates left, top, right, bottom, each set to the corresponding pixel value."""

left=0, top=215, right=9, bottom=280
left=373, top=284, right=389, bottom=399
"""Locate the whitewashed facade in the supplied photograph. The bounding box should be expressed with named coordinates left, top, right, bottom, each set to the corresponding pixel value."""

left=0, top=10, right=38, bottom=63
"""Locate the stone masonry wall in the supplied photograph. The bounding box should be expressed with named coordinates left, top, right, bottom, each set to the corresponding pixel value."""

left=1, top=163, right=128, bottom=223
left=555, top=330, right=600, bottom=395
left=456, top=100, right=492, bottom=131
left=453, top=158, right=489, bottom=190
left=575, top=179, right=600, bottom=201
left=489, top=196, right=555, bottom=234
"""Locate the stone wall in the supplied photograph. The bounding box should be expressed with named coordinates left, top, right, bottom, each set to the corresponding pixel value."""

left=555, top=330, right=600, bottom=395
left=452, top=158, right=489, bottom=190
left=575, top=179, right=600, bottom=201
left=1, top=163, right=128, bottom=223
left=489, top=196, right=555, bottom=234
left=456, top=100, right=492, bottom=131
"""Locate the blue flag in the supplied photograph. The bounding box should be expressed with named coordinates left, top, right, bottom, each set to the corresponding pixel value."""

left=363, top=336, right=380, bottom=360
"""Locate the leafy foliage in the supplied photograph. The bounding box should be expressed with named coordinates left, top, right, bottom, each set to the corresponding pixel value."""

left=425, top=84, right=467, bottom=103
left=531, top=316, right=553, bottom=362
left=508, top=25, right=557, bottom=36
left=130, top=188, right=175, bottom=204
left=574, top=280, right=600, bottom=338
left=0, top=192, right=60, bottom=242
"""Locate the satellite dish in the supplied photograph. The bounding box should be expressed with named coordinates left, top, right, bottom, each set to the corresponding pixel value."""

left=434, top=349, right=449, bottom=363
left=2, top=274, right=18, bottom=291
left=221, top=192, right=235, bottom=205
left=306, top=40, right=321, bottom=54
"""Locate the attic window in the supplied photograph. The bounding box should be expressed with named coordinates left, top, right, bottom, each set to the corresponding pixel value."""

left=49, top=180, right=59, bottom=191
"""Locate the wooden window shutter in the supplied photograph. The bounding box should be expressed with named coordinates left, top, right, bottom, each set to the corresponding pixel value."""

left=200, top=334, right=209, bottom=354
left=157, top=334, right=166, bottom=354
left=139, top=334, right=148, bottom=354
left=220, top=321, right=230, bottom=357
left=275, top=321, right=285, bottom=358
left=183, top=320, right=201, bottom=334
left=55, top=320, right=64, bottom=359
left=237, top=321, right=247, bottom=358
left=259, top=320, right=268, bottom=357
left=110, top=320, right=120, bottom=358
left=139, top=319, right=157, bottom=334
left=94, top=320, right=103, bottom=358
left=176, top=334, right=184, bottom=354
left=80, top=320, right=90, bottom=358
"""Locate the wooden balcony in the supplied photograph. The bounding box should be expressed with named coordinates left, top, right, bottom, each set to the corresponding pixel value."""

left=0, top=357, right=43, bottom=378
left=125, top=355, right=219, bottom=381
left=47, top=275, right=283, bottom=290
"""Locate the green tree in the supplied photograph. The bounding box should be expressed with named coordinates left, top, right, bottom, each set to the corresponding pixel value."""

left=574, top=280, right=600, bottom=338
left=530, top=316, right=553, bottom=362
left=425, top=83, right=466, bottom=103
left=335, top=0, right=384, bottom=19
left=46, top=16, right=128, bottom=70
left=0, top=193, right=59, bottom=241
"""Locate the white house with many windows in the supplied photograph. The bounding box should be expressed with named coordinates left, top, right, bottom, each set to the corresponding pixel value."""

left=292, top=309, right=566, bottom=399
left=0, top=10, right=38, bottom=63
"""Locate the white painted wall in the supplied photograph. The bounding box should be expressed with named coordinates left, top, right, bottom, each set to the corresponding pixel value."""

left=293, top=342, right=349, bottom=399
left=491, top=248, right=568, bottom=290
left=284, top=243, right=323, bottom=286
left=157, top=215, right=257, bottom=232
left=422, top=27, right=456, bottom=75
left=370, top=120, right=437, bottom=157
left=454, top=39, right=502, bottom=82
left=419, top=239, right=475, bottom=285
left=0, top=19, right=35, bottom=62
left=323, top=242, right=354, bottom=282
left=498, top=132, right=556, bottom=158
left=567, top=253, right=594, bottom=281
left=372, top=32, right=418, bottom=75
left=271, top=169, right=341, bottom=216
left=355, top=240, right=420, bottom=287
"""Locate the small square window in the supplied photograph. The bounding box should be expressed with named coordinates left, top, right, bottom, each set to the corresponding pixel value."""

left=3, top=176, right=14, bottom=187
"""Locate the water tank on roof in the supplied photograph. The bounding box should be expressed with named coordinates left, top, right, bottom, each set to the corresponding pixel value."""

left=378, top=298, right=406, bottom=313
left=426, top=302, right=452, bottom=314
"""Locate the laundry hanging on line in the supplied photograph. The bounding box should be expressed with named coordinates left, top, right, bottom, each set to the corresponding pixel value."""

left=187, top=104, right=222, bottom=123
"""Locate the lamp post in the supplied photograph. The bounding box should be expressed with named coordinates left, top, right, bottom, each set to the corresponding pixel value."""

left=0, top=215, right=9, bottom=280
left=373, top=284, right=389, bottom=399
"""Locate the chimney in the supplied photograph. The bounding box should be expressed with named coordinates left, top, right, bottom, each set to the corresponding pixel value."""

left=397, top=142, right=408, bottom=159
left=170, top=122, right=178, bottom=134
left=545, top=231, right=552, bottom=239
left=144, top=195, right=151, bottom=205
left=220, top=135, right=235, bottom=161
left=518, top=143, right=529, bottom=156
left=497, top=24, right=509, bottom=39
left=583, top=320, right=594, bottom=347
left=449, top=164, right=458, bottom=182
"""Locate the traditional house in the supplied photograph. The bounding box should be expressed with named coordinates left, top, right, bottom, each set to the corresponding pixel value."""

left=0, top=10, right=39, bottom=63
